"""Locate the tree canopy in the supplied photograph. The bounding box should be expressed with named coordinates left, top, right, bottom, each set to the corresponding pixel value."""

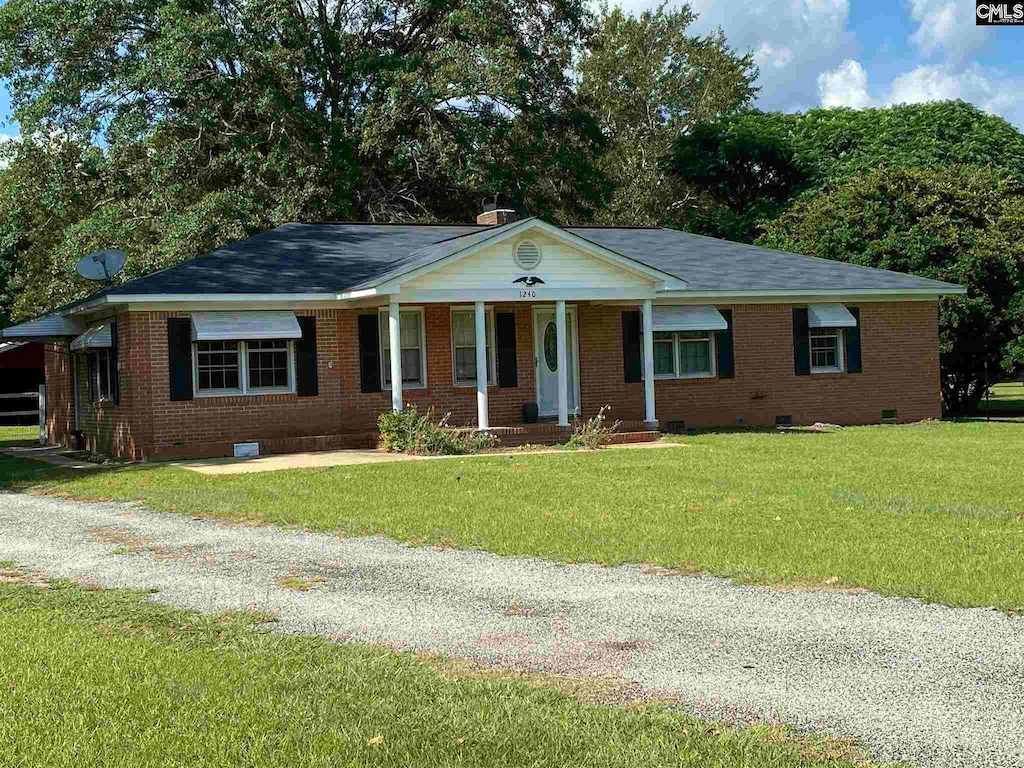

left=0, top=0, right=756, bottom=321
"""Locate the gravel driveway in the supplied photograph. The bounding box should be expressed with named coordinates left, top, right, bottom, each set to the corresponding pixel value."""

left=1, top=492, right=1022, bottom=768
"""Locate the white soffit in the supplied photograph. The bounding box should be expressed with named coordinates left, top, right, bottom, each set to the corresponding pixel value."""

left=70, top=323, right=113, bottom=351
left=190, top=311, right=302, bottom=341
left=807, top=303, right=857, bottom=328
left=652, top=305, right=728, bottom=332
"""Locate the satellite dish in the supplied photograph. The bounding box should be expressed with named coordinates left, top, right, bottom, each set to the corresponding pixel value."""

left=76, top=249, right=126, bottom=282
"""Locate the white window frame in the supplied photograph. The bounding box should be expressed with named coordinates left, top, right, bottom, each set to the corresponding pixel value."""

left=451, top=306, right=496, bottom=388
left=85, top=349, right=115, bottom=403
left=377, top=307, right=428, bottom=390
left=652, top=331, right=717, bottom=380
left=810, top=327, right=846, bottom=374
left=192, top=340, right=297, bottom=397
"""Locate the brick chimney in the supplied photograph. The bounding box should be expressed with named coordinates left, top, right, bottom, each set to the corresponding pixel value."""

left=477, top=194, right=519, bottom=226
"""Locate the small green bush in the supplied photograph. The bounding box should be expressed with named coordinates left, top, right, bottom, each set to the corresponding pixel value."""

left=378, top=406, right=498, bottom=455
left=566, top=405, right=620, bottom=450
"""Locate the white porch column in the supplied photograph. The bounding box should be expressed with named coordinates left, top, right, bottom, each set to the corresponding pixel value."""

left=642, top=298, right=657, bottom=428
left=388, top=300, right=403, bottom=411
left=556, top=300, right=569, bottom=427
left=475, top=301, right=489, bottom=429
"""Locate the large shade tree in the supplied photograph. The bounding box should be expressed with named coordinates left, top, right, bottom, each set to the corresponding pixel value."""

left=0, top=0, right=609, bottom=319
left=668, top=101, right=1024, bottom=241
left=575, top=3, right=757, bottom=226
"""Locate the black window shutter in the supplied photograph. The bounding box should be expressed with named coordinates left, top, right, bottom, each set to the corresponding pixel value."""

left=110, top=319, right=120, bottom=405
left=716, top=309, right=735, bottom=379
left=846, top=307, right=862, bottom=373
left=358, top=314, right=382, bottom=393
left=793, top=307, right=810, bottom=376
left=496, top=312, right=518, bottom=388
left=622, top=310, right=642, bottom=383
left=167, top=317, right=194, bottom=401
left=295, top=316, right=319, bottom=396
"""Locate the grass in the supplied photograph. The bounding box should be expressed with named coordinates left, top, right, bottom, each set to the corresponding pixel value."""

left=978, top=381, right=1024, bottom=412
left=0, top=571, right=883, bottom=768
left=2, top=420, right=1023, bottom=611
left=0, top=424, right=37, bottom=448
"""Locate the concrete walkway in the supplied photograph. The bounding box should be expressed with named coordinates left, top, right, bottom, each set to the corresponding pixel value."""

left=1, top=492, right=1021, bottom=768
left=175, top=440, right=685, bottom=475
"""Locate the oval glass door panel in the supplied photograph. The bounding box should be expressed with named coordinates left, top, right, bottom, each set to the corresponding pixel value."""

left=543, top=322, right=558, bottom=372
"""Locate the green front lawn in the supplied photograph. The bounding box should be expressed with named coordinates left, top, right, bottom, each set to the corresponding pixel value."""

left=0, top=572, right=877, bottom=768
left=979, top=381, right=1024, bottom=412
left=0, top=425, right=37, bottom=448
left=3, top=419, right=1023, bottom=611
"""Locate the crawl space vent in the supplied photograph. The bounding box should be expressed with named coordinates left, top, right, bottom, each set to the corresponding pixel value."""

left=775, top=415, right=793, bottom=426
left=514, top=239, right=542, bottom=270
left=881, top=408, right=898, bottom=421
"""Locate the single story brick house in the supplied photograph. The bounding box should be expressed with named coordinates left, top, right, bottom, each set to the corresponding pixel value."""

left=2, top=205, right=964, bottom=460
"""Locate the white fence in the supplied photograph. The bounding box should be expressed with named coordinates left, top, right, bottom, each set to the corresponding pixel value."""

left=0, top=385, right=46, bottom=445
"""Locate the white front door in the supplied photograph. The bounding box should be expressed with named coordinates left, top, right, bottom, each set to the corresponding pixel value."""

left=533, top=307, right=580, bottom=417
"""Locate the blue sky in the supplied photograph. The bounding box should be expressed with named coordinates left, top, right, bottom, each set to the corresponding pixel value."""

left=1, top=0, right=1022, bottom=147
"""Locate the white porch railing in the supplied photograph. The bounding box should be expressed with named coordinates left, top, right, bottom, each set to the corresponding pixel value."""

left=0, top=385, right=46, bottom=445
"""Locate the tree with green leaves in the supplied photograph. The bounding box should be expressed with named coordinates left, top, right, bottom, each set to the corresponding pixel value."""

left=576, top=3, right=757, bottom=226
left=759, top=165, right=1024, bottom=414
left=0, top=0, right=611, bottom=321
left=668, top=101, right=1024, bottom=241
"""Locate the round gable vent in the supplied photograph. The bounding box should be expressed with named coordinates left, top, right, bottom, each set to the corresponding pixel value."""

left=514, top=239, right=542, bottom=270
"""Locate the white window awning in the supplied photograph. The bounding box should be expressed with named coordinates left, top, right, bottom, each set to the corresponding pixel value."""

left=808, top=303, right=857, bottom=328
left=190, top=311, right=303, bottom=342
left=652, top=305, right=728, bottom=332
left=70, top=323, right=113, bottom=351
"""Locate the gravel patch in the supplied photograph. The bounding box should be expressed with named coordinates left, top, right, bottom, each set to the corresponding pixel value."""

left=1, top=492, right=1022, bottom=768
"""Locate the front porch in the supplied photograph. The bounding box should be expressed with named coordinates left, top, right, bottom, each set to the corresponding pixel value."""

left=474, top=420, right=661, bottom=447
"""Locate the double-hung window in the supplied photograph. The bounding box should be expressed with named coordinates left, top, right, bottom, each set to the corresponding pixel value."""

left=810, top=328, right=845, bottom=373
left=378, top=308, right=427, bottom=388
left=451, top=308, right=495, bottom=387
left=653, top=331, right=715, bottom=379
left=86, top=349, right=115, bottom=402
left=194, top=340, right=294, bottom=395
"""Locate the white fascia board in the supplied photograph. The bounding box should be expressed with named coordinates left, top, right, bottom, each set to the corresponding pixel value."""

left=100, top=292, right=341, bottom=304
left=377, top=218, right=686, bottom=291
left=528, top=222, right=688, bottom=289
left=656, top=286, right=964, bottom=299
left=337, top=288, right=383, bottom=300
left=396, top=287, right=657, bottom=303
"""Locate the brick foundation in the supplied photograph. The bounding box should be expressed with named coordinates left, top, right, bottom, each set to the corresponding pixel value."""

left=42, top=300, right=941, bottom=460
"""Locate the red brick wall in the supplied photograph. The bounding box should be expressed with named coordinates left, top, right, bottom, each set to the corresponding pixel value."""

left=578, top=301, right=941, bottom=427
left=60, top=300, right=941, bottom=460
left=335, top=304, right=538, bottom=431
left=43, top=341, right=73, bottom=446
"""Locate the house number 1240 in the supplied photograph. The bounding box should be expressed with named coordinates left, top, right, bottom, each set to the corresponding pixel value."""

left=519, top=289, right=537, bottom=298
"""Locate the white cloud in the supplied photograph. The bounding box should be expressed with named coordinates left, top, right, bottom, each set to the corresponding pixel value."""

left=754, top=43, right=794, bottom=70
left=888, top=65, right=1022, bottom=120
left=908, top=0, right=987, bottom=60
left=606, top=0, right=855, bottom=112
left=817, top=59, right=872, bottom=108
left=814, top=59, right=1024, bottom=127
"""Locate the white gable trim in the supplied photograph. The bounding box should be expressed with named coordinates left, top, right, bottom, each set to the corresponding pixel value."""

left=373, top=218, right=688, bottom=293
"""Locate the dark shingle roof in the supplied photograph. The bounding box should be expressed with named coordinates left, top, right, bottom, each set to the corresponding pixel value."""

left=564, top=227, right=959, bottom=293
left=101, top=220, right=962, bottom=298
left=106, top=223, right=487, bottom=296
